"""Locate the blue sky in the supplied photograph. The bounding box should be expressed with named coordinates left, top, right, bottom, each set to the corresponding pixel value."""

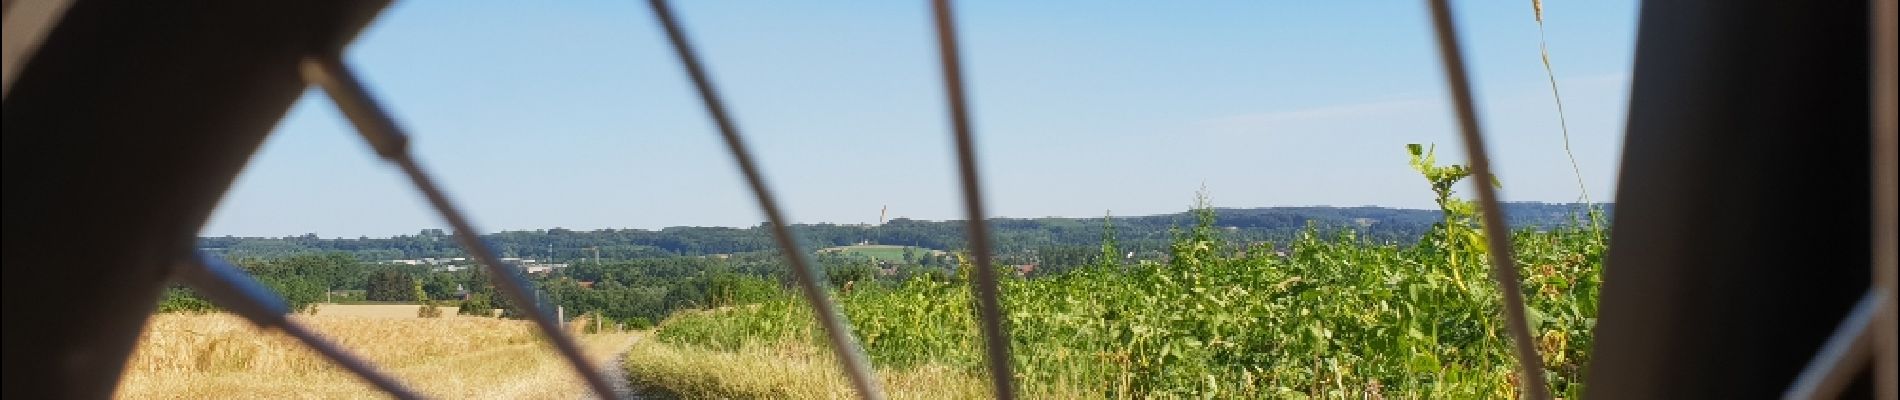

left=202, top=1, right=1639, bottom=238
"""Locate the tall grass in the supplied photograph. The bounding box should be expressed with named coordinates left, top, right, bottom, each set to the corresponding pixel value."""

left=646, top=147, right=1606, bottom=398
left=619, top=330, right=1012, bottom=399
left=1531, top=0, right=1608, bottom=238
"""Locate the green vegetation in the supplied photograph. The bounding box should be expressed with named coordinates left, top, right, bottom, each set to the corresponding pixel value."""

left=646, top=145, right=1605, bottom=398
left=415, top=278, right=444, bottom=318
left=170, top=139, right=1609, bottom=397
left=365, top=270, right=414, bottom=302
left=197, top=203, right=1609, bottom=262
left=159, top=254, right=363, bottom=313
left=165, top=142, right=1608, bottom=398
left=820, top=245, right=943, bottom=264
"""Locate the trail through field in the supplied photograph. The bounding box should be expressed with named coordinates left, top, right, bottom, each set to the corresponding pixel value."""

left=585, top=334, right=641, bottom=399
left=408, top=332, right=637, bottom=399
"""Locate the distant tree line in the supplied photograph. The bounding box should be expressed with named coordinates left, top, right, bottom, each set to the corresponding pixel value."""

left=197, top=203, right=1612, bottom=261
left=167, top=203, right=1612, bottom=325
left=156, top=248, right=942, bottom=327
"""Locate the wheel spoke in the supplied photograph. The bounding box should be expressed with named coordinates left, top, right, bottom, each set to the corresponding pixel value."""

left=174, top=252, right=424, bottom=400
left=1422, top=1, right=1550, bottom=398
left=299, top=55, right=622, bottom=399
left=929, top=1, right=1016, bottom=398
left=643, top=1, right=885, bottom=398
left=1783, top=289, right=1890, bottom=399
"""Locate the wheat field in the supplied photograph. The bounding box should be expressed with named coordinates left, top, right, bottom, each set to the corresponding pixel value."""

left=116, top=313, right=631, bottom=399
left=618, top=333, right=1042, bottom=399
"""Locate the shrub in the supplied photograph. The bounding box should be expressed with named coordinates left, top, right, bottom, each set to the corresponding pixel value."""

left=626, top=316, right=654, bottom=330
left=706, top=272, right=782, bottom=307
left=156, top=287, right=216, bottom=313
left=459, top=293, right=496, bottom=317
left=412, top=278, right=443, bottom=318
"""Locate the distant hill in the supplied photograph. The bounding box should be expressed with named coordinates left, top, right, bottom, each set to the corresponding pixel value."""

left=818, top=245, right=946, bottom=263
left=199, top=202, right=1611, bottom=261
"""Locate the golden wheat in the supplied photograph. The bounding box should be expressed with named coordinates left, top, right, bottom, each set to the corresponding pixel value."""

left=116, top=313, right=631, bottom=399
left=619, top=333, right=1084, bottom=399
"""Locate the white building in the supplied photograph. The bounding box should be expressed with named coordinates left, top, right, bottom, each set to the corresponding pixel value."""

left=521, top=263, right=568, bottom=274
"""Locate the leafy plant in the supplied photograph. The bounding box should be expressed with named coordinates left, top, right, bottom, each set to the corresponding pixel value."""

left=1408, top=143, right=1500, bottom=284
left=647, top=145, right=1605, bottom=398
left=156, top=286, right=216, bottom=313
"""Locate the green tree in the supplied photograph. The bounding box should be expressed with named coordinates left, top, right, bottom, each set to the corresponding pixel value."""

left=415, top=278, right=442, bottom=318
left=237, top=257, right=326, bottom=312
left=707, top=272, right=782, bottom=307
left=826, top=260, right=877, bottom=289
left=420, top=272, right=460, bottom=300
left=460, top=265, right=516, bottom=317
left=364, top=270, right=412, bottom=301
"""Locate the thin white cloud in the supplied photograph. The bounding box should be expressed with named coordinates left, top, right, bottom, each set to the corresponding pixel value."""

left=1196, top=97, right=1441, bottom=135
left=1195, top=72, right=1629, bottom=137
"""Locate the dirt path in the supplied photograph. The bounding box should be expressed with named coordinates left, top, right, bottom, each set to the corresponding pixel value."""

left=586, top=334, right=641, bottom=399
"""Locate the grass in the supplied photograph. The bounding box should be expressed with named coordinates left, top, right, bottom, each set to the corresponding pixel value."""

left=618, top=328, right=1083, bottom=399
left=116, top=313, right=632, bottom=399
left=818, top=245, right=943, bottom=263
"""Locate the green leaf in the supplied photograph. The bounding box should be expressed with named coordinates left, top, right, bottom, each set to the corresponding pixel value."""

left=1526, top=307, right=1547, bottom=329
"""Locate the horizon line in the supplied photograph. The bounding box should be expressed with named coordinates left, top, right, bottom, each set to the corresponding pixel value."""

left=199, top=201, right=1613, bottom=240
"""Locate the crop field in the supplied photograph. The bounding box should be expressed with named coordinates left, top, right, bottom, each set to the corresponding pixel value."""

left=819, top=245, right=943, bottom=263
left=653, top=225, right=1603, bottom=398
left=116, top=313, right=631, bottom=399
left=641, top=149, right=1609, bottom=398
